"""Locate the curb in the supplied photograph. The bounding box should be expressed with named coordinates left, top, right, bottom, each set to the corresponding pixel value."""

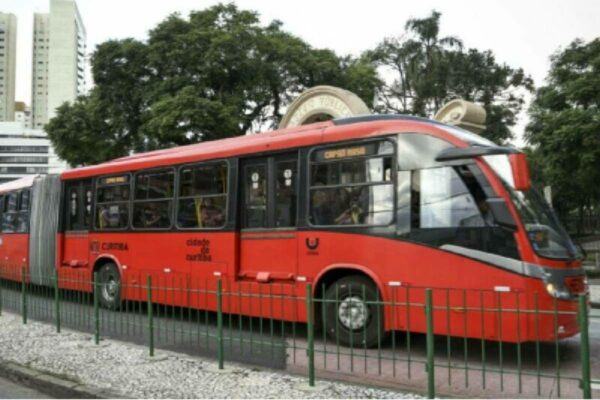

left=0, top=359, right=124, bottom=399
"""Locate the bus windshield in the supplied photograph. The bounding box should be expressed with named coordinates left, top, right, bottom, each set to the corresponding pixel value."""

left=483, top=154, right=579, bottom=260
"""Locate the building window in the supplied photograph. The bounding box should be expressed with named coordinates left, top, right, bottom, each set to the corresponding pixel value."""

left=0, top=146, right=49, bottom=154
left=0, top=166, right=48, bottom=174
left=0, top=156, right=48, bottom=164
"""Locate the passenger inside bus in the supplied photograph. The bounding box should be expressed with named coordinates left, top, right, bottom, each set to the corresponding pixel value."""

left=310, top=184, right=332, bottom=225
left=178, top=197, right=225, bottom=228
left=334, top=187, right=364, bottom=225
left=139, top=202, right=170, bottom=229
left=198, top=197, right=224, bottom=228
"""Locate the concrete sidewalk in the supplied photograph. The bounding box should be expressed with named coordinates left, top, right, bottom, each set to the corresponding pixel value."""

left=589, top=280, right=600, bottom=307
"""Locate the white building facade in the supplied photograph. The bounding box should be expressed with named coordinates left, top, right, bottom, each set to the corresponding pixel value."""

left=0, top=121, right=67, bottom=183
left=31, top=0, right=86, bottom=128
left=0, top=13, right=17, bottom=122
left=31, top=13, right=49, bottom=128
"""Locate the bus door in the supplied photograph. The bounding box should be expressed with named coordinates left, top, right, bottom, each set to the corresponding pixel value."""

left=61, top=180, right=93, bottom=270
left=239, top=153, right=299, bottom=283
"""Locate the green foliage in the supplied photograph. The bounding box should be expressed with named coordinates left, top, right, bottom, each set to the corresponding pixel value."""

left=46, top=3, right=379, bottom=166
left=369, top=11, right=533, bottom=144
left=525, top=38, right=600, bottom=219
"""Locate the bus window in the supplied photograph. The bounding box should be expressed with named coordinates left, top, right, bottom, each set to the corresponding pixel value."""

left=16, top=190, right=30, bottom=233
left=408, top=164, right=520, bottom=260
left=243, top=164, right=267, bottom=229
left=84, top=186, right=93, bottom=228
left=275, top=160, right=297, bottom=227
left=133, top=169, right=174, bottom=229
left=419, top=167, right=484, bottom=228
left=64, top=180, right=93, bottom=231
left=309, top=140, right=394, bottom=226
left=2, top=192, right=17, bottom=233
left=177, top=162, right=227, bottom=229
left=95, top=175, right=130, bottom=230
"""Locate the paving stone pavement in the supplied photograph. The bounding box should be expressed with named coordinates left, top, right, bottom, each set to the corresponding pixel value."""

left=0, top=312, right=420, bottom=399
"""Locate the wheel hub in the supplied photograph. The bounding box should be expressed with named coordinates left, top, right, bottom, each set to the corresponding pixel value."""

left=103, top=276, right=119, bottom=300
left=338, top=295, right=368, bottom=330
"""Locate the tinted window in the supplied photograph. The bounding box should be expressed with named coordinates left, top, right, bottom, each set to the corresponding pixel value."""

left=135, top=170, right=174, bottom=200
left=418, top=167, right=484, bottom=228
left=180, top=164, right=227, bottom=197
left=309, top=140, right=394, bottom=226
left=133, top=169, right=174, bottom=229
left=95, top=175, right=130, bottom=230
left=397, top=133, right=453, bottom=170
left=16, top=190, right=30, bottom=232
left=406, top=164, right=520, bottom=260
left=97, top=204, right=129, bottom=230
left=1, top=192, right=18, bottom=232
left=65, top=180, right=93, bottom=231
left=177, top=163, right=228, bottom=229
left=19, top=191, right=30, bottom=211
left=275, top=160, right=297, bottom=228
left=243, top=164, right=267, bottom=229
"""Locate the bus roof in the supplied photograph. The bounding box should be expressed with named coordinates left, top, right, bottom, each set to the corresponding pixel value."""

left=0, top=175, right=38, bottom=195
left=61, top=114, right=487, bottom=180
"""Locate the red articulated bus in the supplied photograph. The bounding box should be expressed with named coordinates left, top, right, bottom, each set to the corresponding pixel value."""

left=0, top=175, right=35, bottom=280
left=0, top=115, right=588, bottom=347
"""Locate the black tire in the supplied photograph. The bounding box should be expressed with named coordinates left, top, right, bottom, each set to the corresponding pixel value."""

left=97, top=263, right=121, bottom=310
left=323, top=275, right=386, bottom=348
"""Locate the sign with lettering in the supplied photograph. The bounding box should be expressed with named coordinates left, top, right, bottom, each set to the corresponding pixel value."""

left=99, top=175, right=129, bottom=185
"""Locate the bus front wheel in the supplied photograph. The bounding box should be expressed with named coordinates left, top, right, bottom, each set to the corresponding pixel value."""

left=97, top=263, right=121, bottom=310
left=323, top=275, right=386, bottom=348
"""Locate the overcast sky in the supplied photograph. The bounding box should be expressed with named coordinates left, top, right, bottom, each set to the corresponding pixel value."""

left=5, top=0, right=600, bottom=141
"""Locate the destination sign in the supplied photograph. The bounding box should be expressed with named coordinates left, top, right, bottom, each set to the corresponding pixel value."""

left=314, top=142, right=381, bottom=162
left=324, top=146, right=367, bottom=160
left=100, top=175, right=129, bottom=185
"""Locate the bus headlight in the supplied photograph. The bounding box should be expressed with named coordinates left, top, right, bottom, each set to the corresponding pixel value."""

left=544, top=281, right=571, bottom=300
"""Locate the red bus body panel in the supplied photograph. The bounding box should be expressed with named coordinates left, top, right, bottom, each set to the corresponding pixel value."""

left=0, top=119, right=581, bottom=344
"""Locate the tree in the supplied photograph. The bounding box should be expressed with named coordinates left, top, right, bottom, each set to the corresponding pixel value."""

left=46, top=3, right=379, bottom=166
left=525, top=38, right=600, bottom=225
left=369, top=11, right=533, bottom=144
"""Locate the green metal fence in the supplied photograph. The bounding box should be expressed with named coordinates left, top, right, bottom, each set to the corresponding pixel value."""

left=0, top=266, right=595, bottom=399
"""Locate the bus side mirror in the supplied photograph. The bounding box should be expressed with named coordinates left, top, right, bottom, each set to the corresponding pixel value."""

left=486, top=198, right=518, bottom=231
left=509, top=153, right=531, bottom=191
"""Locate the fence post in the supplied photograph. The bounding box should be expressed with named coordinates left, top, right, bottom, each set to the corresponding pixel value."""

left=306, top=283, right=315, bottom=387
left=54, top=270, right=60, bottom=333
left=579, top=295, right=591, bottom=399
left=21, top=267, right=27, bottom=324
left=147, top=275, right=154, bottom=357
left=425, top=288, right=435, bottom=399
left=93, top=272, right=100, bottom=345
left=216, top=278, right=224, bottom=369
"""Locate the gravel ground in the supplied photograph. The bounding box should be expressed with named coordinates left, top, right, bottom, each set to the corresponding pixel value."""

left=0, top=312, right=420, bottom=399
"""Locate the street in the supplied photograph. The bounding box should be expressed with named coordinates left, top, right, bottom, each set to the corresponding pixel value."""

left=0, top=376, right=51, bottom=399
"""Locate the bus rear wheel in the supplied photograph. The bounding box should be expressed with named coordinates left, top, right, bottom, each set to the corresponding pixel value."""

left=323, top=275, right=386, bottom=348
left=97, top=263, right=121, bottom=310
